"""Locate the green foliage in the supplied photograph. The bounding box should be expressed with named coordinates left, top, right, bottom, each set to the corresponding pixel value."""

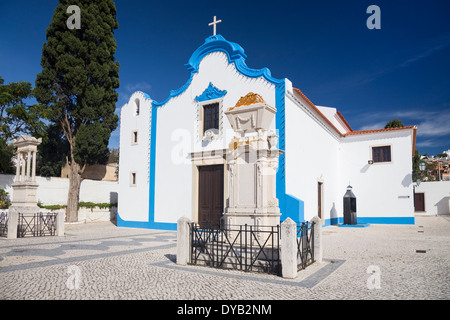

left=78, top=201, right=117, bottom=211
left=0, top=189, right=11, bottom=209
left=0, top=75, right=48, bottom=173
left=385, top=119, right=404, bottom=129
left=0, top=139, right=15, bottom=174
left=412, top=149, right=421, bottom=181
left=37, top=201, right=117, bottom=211
left=0, top=76, right=47, bottom=141
left=34, top=0, right=120, bottom=168
left=36, top=124, right=70, bottom=177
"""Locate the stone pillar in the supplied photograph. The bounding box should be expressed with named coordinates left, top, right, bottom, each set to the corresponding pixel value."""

left=281, top=218, right=297, bottom=279
left=310, top=216, right=323, bottom=263
left=176, top=216, right=191, bottom=266
left=56, top=210, right=65, bottom=237
left=15, top=153, right=20, bottom=178
left=7, top=211, right=18, bottom=239
left=26, top=150, right=31, bottom=180
left=20, top=152, right=25, bottom=181
left=32, top=151, right=37, bottom=181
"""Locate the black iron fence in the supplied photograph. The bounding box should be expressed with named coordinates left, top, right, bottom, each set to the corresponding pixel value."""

left=0, top=212, right=8, bottom=237
left=189, top=220, right=315, bottom=275
left=17, top=212, right=57, bottom=237
left=297, top=221, right=314, bottom=270
left=190, top=223, right=281, bottom=275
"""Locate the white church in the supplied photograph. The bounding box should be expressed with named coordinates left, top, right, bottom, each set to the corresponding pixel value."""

left=117, top=22, right=417, bottom=230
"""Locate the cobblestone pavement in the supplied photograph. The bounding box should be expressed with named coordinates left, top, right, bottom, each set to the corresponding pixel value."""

left=1, top=216, right=449, bottom=300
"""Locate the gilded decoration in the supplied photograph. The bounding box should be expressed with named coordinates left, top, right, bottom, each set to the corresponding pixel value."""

left=228, top=92, right=265, bottom=111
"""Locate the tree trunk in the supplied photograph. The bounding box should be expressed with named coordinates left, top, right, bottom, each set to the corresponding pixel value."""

left=65, top=158, right=83, bottom=222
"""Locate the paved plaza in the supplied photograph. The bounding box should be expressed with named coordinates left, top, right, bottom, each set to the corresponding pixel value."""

left=1, top=215, right=449, bottom=300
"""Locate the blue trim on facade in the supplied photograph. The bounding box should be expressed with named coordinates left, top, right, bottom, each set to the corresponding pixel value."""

left=338, top=223, right=370, bottom=228
left=195, top=82, right=227, bottom=102
left=323, top=216, right=415, bottom=226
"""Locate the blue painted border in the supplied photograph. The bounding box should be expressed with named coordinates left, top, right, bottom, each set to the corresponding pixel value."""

left=323, top=216, right=415, bottom=226
left=195, top=82, right=227, bottom=102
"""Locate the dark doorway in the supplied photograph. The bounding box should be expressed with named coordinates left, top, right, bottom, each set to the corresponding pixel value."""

left=414, top=192, right=425, bottom=212
left=198, top=165, right=224, bottom=227
left=318, top=182, right=323, bottom=219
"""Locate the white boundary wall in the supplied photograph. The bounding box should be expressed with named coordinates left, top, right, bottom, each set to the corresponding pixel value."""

left=0, top=174, right=119, bottom=206
left=414, top=181, right=450, bottom=215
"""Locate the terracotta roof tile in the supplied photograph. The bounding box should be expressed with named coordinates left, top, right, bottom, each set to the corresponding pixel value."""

left=343, top=125, right=417, bottom=136
left=291, top=87, right=418, bottom=156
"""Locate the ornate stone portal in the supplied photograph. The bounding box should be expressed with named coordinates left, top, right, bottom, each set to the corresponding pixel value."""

left=9, top=135, right=42, bottom=214
left=224, top=93, right=283, bottom=230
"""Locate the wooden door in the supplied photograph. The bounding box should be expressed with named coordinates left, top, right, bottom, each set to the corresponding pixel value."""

left=198, top=165, right=224, bottom=227
left=318, top=182, right=323, bottom=219
left=414, top=192, right=425, bottom=212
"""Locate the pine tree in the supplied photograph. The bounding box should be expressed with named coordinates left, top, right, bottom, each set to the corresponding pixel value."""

left=35, top=0, right=119, bottom=222
left=384, top=118, right=404, bottom=129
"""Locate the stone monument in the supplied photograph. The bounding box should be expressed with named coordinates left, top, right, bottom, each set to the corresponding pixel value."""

left=223, top=92, right=283, bottom=231
left=9, top=135, right=42, bottom=214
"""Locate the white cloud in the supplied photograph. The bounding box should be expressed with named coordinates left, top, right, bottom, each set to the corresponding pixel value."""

left=355, top=109, right=450, bottom=138
left=125, top=81, right=152, bottom=93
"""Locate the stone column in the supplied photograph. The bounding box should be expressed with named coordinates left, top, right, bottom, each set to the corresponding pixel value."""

left=32, top=151, right=37, bottom=181
left=281, top=218, right=297, bottom=279
left=56, top=210, right=65, bottom=237
left=15, top=153, right=20, bottom=178
left=26, top=150, right=31, bottom=180
left=20, top=152, right=26, bottom=181
left=7, top=211, right=18, bottom=239
left=176, top=216, right=191, bottom=266
left=310, top=216, right=323, bottom=263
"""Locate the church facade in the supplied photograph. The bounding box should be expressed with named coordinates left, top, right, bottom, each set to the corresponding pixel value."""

left=117, top=34, right=417, bottom=230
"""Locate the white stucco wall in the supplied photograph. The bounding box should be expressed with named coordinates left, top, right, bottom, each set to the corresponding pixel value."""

left=0, top=174, right=118, bottom=205
left=117, top=91, right=151, bottom=222
left=285, top=89, right=341, bottom=223
left=339, top=130, right=415, bottom=222
left=153, top=51, right=277, bottom=224
left=415, top=181, right=450, bottom=215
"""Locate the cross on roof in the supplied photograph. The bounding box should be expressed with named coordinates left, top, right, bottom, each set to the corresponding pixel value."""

left=208, top=16, right=222, bottom=36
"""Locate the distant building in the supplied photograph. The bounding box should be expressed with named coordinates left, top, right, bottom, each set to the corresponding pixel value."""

left=61, top=163, right=118, bottom=182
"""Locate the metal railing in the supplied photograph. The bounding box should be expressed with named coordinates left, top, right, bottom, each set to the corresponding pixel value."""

left=0, top=211, right=8, bottom=237
left=297, top=221, right=315, bottom=270
left=190, top=223, right=281, bottom=275
left=17, top=212, right=57, bottom=237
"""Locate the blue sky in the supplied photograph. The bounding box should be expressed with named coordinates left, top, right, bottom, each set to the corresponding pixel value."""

left=1, top=0, right=449, bottom=156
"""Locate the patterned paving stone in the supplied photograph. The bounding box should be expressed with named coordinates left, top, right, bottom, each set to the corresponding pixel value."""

left=0, top=216, right=449, bottom=300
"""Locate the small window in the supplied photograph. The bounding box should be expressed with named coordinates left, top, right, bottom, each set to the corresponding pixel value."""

left=132, top=130, right=138, bottom=144
left=130, top=172, right=137, bottom=186
left=372, top=146, right=391, bottom=163
left=203, top=103, right=219, bottom=133
left=135, top=99, right=140, bottom=116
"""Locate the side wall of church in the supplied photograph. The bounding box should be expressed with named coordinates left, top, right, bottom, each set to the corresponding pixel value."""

left=117, top=92, right=152, bottom=224
left=284, top=88, right=341, bottom=224
left=339, top=130, right=415, bottom=223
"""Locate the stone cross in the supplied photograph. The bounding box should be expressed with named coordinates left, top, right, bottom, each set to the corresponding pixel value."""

left=208, top=16, right=222, bottom=36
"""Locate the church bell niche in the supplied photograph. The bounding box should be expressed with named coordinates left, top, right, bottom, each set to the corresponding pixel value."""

left=224, top=93, right=283, bottom=240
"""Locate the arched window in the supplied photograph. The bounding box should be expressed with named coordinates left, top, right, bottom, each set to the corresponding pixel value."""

left=135, top=99, right=140, bottom=116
